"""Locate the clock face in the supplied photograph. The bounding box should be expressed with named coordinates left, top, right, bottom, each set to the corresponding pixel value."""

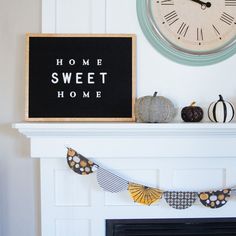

left=147, top=0, right=236, bottom=54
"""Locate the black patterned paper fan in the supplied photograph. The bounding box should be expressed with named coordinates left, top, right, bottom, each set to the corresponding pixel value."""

left=164, top=191, right=197, bottom=210
left=66, top=148, right=98, bottom=175
left=198, top=189, right=231, bottom=209
left=96, top=167, right=129, bottom=193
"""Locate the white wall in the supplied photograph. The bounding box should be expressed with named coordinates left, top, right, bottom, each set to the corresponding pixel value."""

left=0, top=0, right=40, bottom=236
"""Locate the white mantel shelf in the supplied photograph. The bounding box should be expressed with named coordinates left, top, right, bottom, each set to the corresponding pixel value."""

left=13, top=122, right=236, bottom=137
left=13, top=122, right=236, bottom=159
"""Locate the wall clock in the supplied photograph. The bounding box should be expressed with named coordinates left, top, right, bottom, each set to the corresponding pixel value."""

left=137, top=0, right=236, bottom=66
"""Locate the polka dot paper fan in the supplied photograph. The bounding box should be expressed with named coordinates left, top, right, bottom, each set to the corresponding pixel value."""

left=67, top=148, right=98, bottom=175
left=198, top=189, right=231, bottom=209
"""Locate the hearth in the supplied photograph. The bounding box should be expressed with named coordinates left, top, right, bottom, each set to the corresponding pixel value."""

left=106, top=218, right=236, bottom=236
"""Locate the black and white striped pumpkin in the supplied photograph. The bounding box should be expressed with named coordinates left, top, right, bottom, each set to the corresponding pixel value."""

left=208, top=95, right=235, bottom=123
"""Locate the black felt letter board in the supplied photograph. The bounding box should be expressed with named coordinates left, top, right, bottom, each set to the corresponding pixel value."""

left=26, top=34, right=136, bottom=121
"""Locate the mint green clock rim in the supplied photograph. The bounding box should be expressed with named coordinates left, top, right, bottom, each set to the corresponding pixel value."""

left=136, top=0, right=236, bottom=66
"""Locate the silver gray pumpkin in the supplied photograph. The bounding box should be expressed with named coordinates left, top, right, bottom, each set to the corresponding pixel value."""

left=135, top=92, right=176, bottom=123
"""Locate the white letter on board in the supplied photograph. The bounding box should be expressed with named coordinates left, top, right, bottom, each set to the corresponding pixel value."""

left=83, top=59, right=90, bottom=66
left=69, top=59, right=75, bottom=65
left=70, top=91, right=76, bottom=98
left=56, top=59, right=63, bottom=66
left=97, top=59, right=102, bottom=66
left=57, top=91, right=64, bottom=98
left=62, top=73, right=72, bottom=83
left=51, top=72, right=59, bottom=84
left=88, top=72, right=95, bottom=84
left=76, top=73, right=83, bottom=84
left=100, top=72, right=107, bottom=84
left=96, top=91, right=101, bottom=98
left=83, top=91, right=90, bottom=98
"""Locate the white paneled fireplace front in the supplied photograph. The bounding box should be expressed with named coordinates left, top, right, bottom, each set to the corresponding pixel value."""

left=14, top=123, right=236, bottom=236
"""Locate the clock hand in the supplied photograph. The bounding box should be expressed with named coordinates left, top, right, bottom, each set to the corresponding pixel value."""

left=189, top=0, right=211, bottom=8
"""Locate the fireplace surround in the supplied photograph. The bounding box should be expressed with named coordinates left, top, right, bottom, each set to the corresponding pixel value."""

left=13, top=123, right=236, bottom=236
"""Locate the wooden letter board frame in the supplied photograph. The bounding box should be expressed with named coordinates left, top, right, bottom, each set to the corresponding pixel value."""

left=25, top=34, right=136, bottom=122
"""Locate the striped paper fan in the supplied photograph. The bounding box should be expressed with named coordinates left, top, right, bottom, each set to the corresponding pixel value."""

left=96, top=167, right=129, bottom=193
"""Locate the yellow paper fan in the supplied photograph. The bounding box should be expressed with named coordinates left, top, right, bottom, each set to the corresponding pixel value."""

left=128, top=183, right=163, bottom=206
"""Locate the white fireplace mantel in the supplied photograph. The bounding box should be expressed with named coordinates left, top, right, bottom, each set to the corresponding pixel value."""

left=13, top=122, right=236, bottom=236
left=13, top=122, right=236, bottom=137
left=13, top=122, right=236, bottom=159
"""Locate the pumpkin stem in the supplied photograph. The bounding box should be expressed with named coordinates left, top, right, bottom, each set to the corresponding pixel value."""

left=153, top=92, right=158, bottom=97
left=190, top=101, right=196, bottom=106
left=219, top=95, right=224, bottom=101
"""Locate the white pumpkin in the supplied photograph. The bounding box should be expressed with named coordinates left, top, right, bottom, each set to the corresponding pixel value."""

left=208, top=95, right=235, bottom=123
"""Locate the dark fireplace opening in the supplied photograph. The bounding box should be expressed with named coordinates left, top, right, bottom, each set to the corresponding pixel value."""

left=106, top=218, right=236, bottom=236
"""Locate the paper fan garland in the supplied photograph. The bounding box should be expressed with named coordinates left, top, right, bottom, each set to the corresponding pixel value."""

left=198, top=189, right=231, bottom=209
left=67, top=148, right=98, bottom=175
left=66, top=148, right=236, bottom=210
left=128, top=183, right=163, bottom=206
left=96, top=167, right=129, bottom=193
left=164, top=191, right=197, bottom=210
